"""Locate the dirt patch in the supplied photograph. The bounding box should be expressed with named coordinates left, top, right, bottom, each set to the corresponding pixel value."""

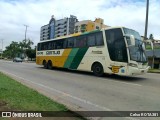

left=0, top=100, right=7, bottom=106
left=0, top=100, right=11, bottom=111
left=0, top=100, right=83, bottom=120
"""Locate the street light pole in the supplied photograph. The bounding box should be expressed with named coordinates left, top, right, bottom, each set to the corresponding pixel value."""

left=144, top=0, right=149, bottom=40
left=24, top=24, right=29, bottom=41
left=23, top=25, right=29, bottom=60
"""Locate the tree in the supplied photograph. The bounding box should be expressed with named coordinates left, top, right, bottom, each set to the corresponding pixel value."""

left=19, top=39, right=34, bottom=59
left=149, top=34, right=154, bottom=40
left=26, top=49, right=36, bottom=61
left=3, top=39, right=34, bottom=59
left=3, top=41, right=21, bottom=59
left=19, top=39, right=34, bottom=50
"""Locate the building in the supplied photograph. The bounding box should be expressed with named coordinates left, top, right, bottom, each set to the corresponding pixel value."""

left=146, top=50, right=160, bottom=69
left=40, top=24, right=50, bottom=41
left=74, top=18, right=109, bottom=33
left=40, top=15, right=78, bottom=41
left=153, top=39, right=160, bottom=44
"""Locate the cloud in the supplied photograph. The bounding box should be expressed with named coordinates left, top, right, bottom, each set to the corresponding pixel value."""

left=0, top=0, right=159, bottom=49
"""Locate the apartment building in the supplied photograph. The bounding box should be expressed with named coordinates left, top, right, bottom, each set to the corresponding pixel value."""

left=40, top=15, right=78, bottom=41
left=74, top=18, right=109, bottom=33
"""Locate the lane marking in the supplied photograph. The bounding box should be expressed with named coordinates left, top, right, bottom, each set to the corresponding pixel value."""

left=0, top=70, right=140, bottom=120
left=97, top=78, right=142, bottom=87
left=114, top=81, right=142, bottom=87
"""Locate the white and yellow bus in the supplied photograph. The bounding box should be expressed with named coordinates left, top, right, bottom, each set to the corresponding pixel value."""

left=36, top=27, right=149, bottom=76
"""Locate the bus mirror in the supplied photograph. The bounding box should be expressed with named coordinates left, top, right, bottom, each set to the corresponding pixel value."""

left=130, top=35, right=135, bottom=46
left=150, top=42, right=154, bottom=50
left=142, top=42, right=146, bottom=51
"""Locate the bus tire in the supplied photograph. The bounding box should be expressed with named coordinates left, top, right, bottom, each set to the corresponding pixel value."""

left=92, top=63, right=104, bottom=77
left=47, top=60, right=52, bottom=70
left=43, top=61, right=48, bottom=69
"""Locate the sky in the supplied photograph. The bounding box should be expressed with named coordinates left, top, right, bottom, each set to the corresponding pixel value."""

left=0, top=0, right=160, bottom=50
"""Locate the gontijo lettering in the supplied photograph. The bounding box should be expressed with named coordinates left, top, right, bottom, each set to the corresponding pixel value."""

left=37, top=52, right=43, bottom=55
left=46, top=51, right=60, bottom=55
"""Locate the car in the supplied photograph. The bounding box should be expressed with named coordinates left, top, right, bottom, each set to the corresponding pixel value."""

left=13, top=57, right=23, bottom=62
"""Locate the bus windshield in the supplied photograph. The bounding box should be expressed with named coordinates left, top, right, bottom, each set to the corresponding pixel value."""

left=123, top=28, right=147, bottom=63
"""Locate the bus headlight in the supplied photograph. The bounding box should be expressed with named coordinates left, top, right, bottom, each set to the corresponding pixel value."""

left=128, top=63, right=137, bottom=67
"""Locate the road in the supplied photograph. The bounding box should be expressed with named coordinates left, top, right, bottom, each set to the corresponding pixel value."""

left=0, top=60, right=160, bottom=120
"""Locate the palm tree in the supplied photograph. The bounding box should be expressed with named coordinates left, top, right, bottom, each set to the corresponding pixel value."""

left=19, top=39, right=34, bottom=59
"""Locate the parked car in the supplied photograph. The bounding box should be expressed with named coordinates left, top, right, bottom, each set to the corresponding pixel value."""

left=13, top=57, right=23, bottom=62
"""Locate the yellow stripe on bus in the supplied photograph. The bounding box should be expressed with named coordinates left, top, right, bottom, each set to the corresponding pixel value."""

left=36, top=49, right=72, bottom=67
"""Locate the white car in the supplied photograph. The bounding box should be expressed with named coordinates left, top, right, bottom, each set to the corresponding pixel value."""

left=13, top=57, right=23, bottom=62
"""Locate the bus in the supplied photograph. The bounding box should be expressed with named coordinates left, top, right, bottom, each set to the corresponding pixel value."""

left=36, top=27, right=149, bottom=76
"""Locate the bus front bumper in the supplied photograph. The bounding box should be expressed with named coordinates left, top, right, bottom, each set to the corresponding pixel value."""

left=128, top=66, right=150, bottom=76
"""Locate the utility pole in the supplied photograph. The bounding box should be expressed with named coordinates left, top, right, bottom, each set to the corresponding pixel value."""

left=23, top=25, right=29, bottom=60
left=144, top=0, right=149, bottom=40
left=2, top=39, right=3, bottom=53
left=24, top=24, right=29, bottom=41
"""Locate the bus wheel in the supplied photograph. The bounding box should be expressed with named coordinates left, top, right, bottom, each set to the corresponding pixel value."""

left=92, top=63, right=104, bottom=76
left=43, top=61, right=48, bottom=69
left=47, top=61, right=52, bottom=70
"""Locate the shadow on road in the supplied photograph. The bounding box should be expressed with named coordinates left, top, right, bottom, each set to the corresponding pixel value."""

left=37, top=66, right=147, bottom=82
left=102, top=74, right=147, bottom=82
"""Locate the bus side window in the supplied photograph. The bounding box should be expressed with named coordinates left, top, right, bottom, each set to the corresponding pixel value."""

left=87, top=34, right=96, bottom=47
left=55, top=40, right=64, bottom=49
left=41, top=43, right=43, bottom=50
left=76, top=35, right=87, bottom=48
left=41, top=43, right=47, bottom=50
left=67, top=37, right=74, bottom=48
left=52, top=41, right=56, bottom=49
left=37, top=43, right=41, bottom=51
left=63, top=39, right=67, bottom=49
left=96, top=32, right=104, bottom=46
left=44, top=43, right=48, bottom=50
left=48, top=42, right=52, bottom=50
left=105, top=29, right=128, bottom=62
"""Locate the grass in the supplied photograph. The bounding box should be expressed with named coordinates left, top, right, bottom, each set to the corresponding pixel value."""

left=145, top=45, right=152, bottom=50
left=148, top=69, right=160, bottom=73
left=0, top=72, right=68, bottom=111
left=146, top=44, right=160, bottom=50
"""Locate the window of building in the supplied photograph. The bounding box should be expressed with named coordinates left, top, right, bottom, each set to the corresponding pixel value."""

left=81, top=30, right=85, bottom=33
left=96, top=26, right=99, bottom=30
